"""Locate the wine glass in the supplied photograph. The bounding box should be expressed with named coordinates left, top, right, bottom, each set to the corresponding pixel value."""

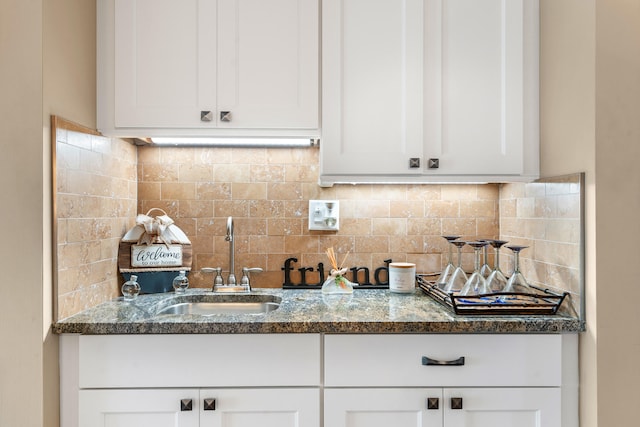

left=459, top=241, right=491, bottom=296
left=444, top=240, right=468, bottom=293
left=479, top=239, right=492, bottom=278
left=436, top=235, right=461, bottom=286
left=503, top=245, right=533, bottom=293
left=486, top=240, right=509, bottom=292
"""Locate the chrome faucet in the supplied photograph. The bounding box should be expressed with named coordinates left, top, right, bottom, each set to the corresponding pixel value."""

left=201, top=216, right=262, bottom=293
left=225, top=216, right=236, bottom=286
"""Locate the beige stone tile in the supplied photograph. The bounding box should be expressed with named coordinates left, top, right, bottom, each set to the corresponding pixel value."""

left=334, top=185, right=372, bottom=200
left=268, top=218, right=303, bottom=236
left=389, top=235, right=423, bottom=253
left=137, top=146, right=160, bottom=163
left=232, top=148, right=267, bottom=164
left=267, top=182, right=303, bottom=200
left=407, top=218, right=442, bottom=235
left=348, top=200, right=390, bottom=218
left=516, top=197, right=535, bottom=218
left=524, top=182, right=546, bottom=198
left=499, top=183, right=525, bottom=199
left=214, top=200, right=250, bottom=217
left=545, top=219, right=580, bottom=244
left=499, top=198, right=517, bottom=218
left=234, top=218, right=267, bottom=236
left=197, top=182, right=232, bottom=200
left=390, top=200, right=424, bottom=218
left=373, top=218, right=406, bottom=236
left=67, top=130, right=92, bottom=150
left=195, top=147, right=232, bottom=164
left=476, top=218, right=499, bottom=239
left=138, top=182, right=161, bottom=201
left=250, top=235, right=285, bottom=254
left=460, top=200, right=497, bottom=219
left=179, top=164, right=213, bottom=182
left=140, top=200, right=179, bottom=218
left=441, top=184, right=477, bottom=200
left=370, top=185, right=407, bottom=201
left=213, top=163, right=251, bottom=183
left=355, top=236, right=389, bottom=253
left=141, top=163, right=179, bottom=182
left=285, top=163, right=319, bottom=183
left=302, top=182, right=337, bottom=200
left=161, top=182, right=196, bottom=200
left=557, top=194, right=580, bottom=219
left=425, top=200, right=459, bottom=218
left=534, top=196, right=558, bottom=218
left=159, top=147, right=195, bottom=164
left=179, top=200, right=214, bottom=218
left=252, top=164, right=285, bottom=182
left=318, top=236, right=356, bottom=254
left=407, top=185, right=442, bottom=200
left=408, top=253, right=441, bottom=274
left=232, top=182, right=267, bottom=200
left=477, top=184, right=500, bottom=200
left=282, top=200, right=307, bottom=219
left=250, top=200, right=286, bottom=218
left=441, top=218, right=477, bottom=238
left=57, top=142, right=81, bottom=170
left=285, top=235, right=320, bottom=253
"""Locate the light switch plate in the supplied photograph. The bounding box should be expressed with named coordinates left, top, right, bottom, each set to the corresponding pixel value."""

left=308, top=200, right=339, bottom=231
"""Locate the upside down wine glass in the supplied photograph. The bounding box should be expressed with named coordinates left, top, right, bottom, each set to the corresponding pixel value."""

left=479, top=239, right=492, bottom=278
left=503, top=245, right=533, bottom=293
left=486, top=239, right=509, bottom=292
left=459, top=241, right=491, bottom=296
left=436, top=235, right=461, bottom=287
left=444, top=240, right=468, bottom=293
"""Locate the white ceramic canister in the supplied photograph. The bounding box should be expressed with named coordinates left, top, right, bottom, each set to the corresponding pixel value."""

left=388, top=262, right=416, bottom=293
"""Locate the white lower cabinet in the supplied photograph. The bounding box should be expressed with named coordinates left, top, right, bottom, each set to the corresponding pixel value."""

left=60, top=333, right=576, bottom=427
left=324, top=334, right=571, bottom=427
left=325, top=388, right=560, bottom=427
left=80, top=388, right=319, bottom=427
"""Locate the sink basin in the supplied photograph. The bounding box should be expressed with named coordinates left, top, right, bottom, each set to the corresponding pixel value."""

left=154, top=294, right=281, bottom=316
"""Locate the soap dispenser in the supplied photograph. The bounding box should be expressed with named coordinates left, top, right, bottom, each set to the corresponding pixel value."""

left=122, top=275, right=141, bottom=301
left=172, top=270, right=189, bottom=294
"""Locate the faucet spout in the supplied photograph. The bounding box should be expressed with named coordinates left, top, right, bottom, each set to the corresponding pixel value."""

left=226, top=216, right=236, bottom=285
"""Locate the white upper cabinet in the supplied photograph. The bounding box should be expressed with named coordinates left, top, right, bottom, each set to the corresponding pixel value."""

left=321, top=0, right=426, bottom=176
left=320, top=0, right=539, bottom=185
left=98, top=0, right=319, bottom=137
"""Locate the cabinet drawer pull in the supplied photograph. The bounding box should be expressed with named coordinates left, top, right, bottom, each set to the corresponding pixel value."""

left=421, top=356, right=465, bottom=366
left=451, top=397, right=463, bottom=410
left=220, top=111, right=232, bottom=122
left=203, top=398, right=217, bottom=411
left=180, top=398, right=193, bottom=411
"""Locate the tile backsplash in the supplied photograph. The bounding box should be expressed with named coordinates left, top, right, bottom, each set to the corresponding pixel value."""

left=55, top=129, right=137, bottom=319
left=55, top=128, right=583, bottom=319
left=136, top=146, right=499, bottom=289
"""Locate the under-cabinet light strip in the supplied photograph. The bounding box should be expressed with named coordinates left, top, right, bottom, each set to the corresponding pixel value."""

left=151, top=137, right=318, bottom=148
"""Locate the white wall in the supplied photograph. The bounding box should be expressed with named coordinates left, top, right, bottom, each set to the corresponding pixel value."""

left=539, top=1, right=597, bottom=425
left=0, top=0, right=96, bottom=426
left=0, top=1, right=45, bottom=426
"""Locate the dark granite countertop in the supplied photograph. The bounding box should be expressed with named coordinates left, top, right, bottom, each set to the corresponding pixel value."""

left=53, top=288, right=584, bottom=335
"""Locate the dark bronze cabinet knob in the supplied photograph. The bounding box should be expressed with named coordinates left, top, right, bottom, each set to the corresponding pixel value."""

left=180, top=398, right=193, bottom=411
left=200, top=111, right=213, bottom=122
left=451, top=397, right=463, bottom=410
left=203, top=398, right=217, bottom=411
left=427, top=397, right=439, bottom=410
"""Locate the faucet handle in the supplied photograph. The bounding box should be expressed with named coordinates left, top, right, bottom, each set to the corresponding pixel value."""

left=241, top=267, right=263, bottom=286
left=201, top=267, right=224, bottom=286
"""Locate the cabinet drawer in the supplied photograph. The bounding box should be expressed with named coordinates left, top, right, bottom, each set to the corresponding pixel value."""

left=324, top=334, right=561, bottom=387
left=79, top=334, right=321, bottom=388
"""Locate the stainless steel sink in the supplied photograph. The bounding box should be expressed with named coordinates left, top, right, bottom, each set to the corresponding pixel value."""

left=154, top=294, right=281, bottom=316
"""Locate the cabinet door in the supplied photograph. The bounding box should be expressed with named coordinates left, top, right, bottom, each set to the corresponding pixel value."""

left=217, top=0, right=319, bottom=129
left=79, top=389, right=199, bottom=427
left=322, top=0, right=425, bottom=176
left=423, top=0, right=536, bottom=176
left=444, top=388, right=561, bottom=427
left=114, top=0, right=217, bottom=128
left=325, top=388, right=443, bottom=427
left=200, top=388, right=320, bottom=427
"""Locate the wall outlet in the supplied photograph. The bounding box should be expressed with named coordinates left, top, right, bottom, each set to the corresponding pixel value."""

left=308, top=200, right=339, bottom=231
